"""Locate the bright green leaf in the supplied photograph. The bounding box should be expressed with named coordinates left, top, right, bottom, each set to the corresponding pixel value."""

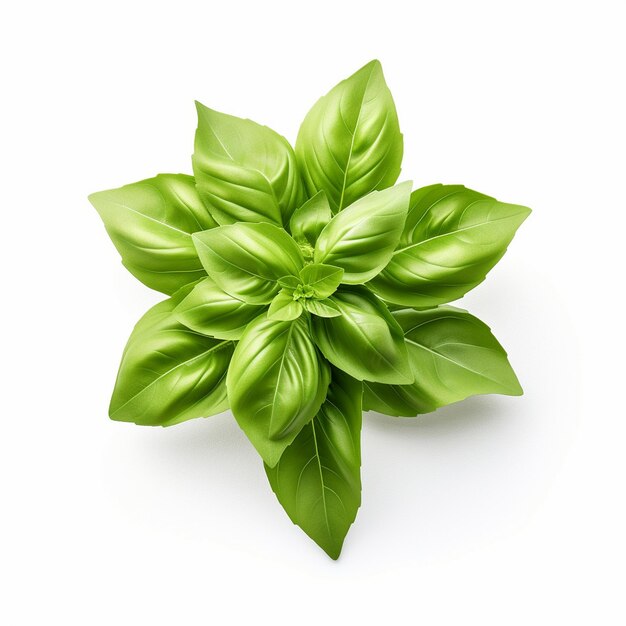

left=311, top=285, right=413, bottom=384
left=368, top=185, right=531, bottom=307
left=268, top=292, right=303, bottom=321
left=193, top=223, right=304, bottom=304
left=296, top=60, right=403, bottom=212
left=109, top=283, right=234, bottom=426
left=363, top=306, right=523, bottom=416
left=89, top=174, right=216, bottom=295
left=193, top=102, right=303, bottom=227
left=314, top=183, right=412, bottom=283
left=289, top=191, right=333, bottom=246
left=299, top=263, right=344, bottom=298
left=304, top=298, right=342, bottom=318
left=227, top=314, right=330, bottom=467
left=265, top=368, right=362, bottom=559
left=174, top=276, right=263, bottom=339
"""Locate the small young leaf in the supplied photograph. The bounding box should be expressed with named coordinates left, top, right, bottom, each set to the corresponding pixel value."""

left=193, top=223, right=304, bottom=304
left=311, top=285, right=413, bottom=384
left=227, top=314, right=330, bottom=467
left=174, top=276, right=263, bottom=339
left=363, top=306, right=523, bottom=416
left=299, top=263, right=344, bottom=298
left=304, top=298, right=342, bottom=318
left=268, top=292, right=303, bottom=321
left=368, top=185, right=531, bottom=307
left=289, top=191, right=333, bottom=246
left=296, top=60, right=403, bottom=212
left=193, top=103, right=303, bottom=227
left=278, top=275, right=302, bottom=290
left=265, top=368, right=362, bottom=560
left=314, top=183, right=411, bottom=284
left=89, top=174, right=216, bottom=295
left=109, top=283, right=234, bottom=426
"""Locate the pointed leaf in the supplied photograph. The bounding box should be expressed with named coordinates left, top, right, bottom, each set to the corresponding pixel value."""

left=193, top=103, right=303, bottom=226
left=289, top=191, right=332, bottom=246
left=296, top=60, right=403, bottom=212
left=314, top=183, right=411, bottom=283
left=227, top=315, right=330, bottom=467
left=304, top=298, right=342, bottom=318
left=193, top=223, right=304, bottom=304
left=265, top=368, right=362, bottom=559
left=89, top=174, right=216, bottom=294
left=363, top=306, right=523, bottom=416
left=174, top=276, right=263, bottom=339
left=268, top=292, right=303, bottom=321
left=109, top=284, right=234, bottom=426
left=311, top=285, right=412, bottom=384
left=299, top=263, right=343, bottom=298
left=368, top=185, right=531, bottom=307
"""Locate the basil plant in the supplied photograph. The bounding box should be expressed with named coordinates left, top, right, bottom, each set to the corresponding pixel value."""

left=90, top=60, right=530, bottom=559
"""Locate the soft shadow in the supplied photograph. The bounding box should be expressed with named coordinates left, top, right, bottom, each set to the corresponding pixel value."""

left=365, top=395, right=513, bottom=438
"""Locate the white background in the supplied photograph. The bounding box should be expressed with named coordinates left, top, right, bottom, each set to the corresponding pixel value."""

left=1, top=1, right=624, bottom=623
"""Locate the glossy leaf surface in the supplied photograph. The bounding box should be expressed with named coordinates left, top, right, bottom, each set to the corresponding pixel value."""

left=296, top=60, right=403, bottom=212
left=265, top=369, right=362, bottom=559
left=193, top=223, right=304, bottom=304
left=89, top=174, right=216, bottom=294
left=299, top=263, right=343, bottom=298
left=304, top=298, right=342, bottom=318
left=267, top=292, right=303, bottom=321
left=369, top=185, right=531, bottom=307
left=315, top=183, right=411, bottom=283
left=174, top=276, right=263, bottom=339
left=227, top=314, right=330, bottom=467
left=193, top=102, right=303, bottom=226
left=363, top=306, right=523, bottom=416
left=110, top=284, right=234, bottom=426
left=312, top=286, right=412, bottom=384
left=289, top=191, right=332, bottom=247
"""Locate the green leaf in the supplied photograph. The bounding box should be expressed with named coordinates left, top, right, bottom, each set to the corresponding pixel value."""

left=363, top=306, right=523, bottom=416
left=268, top=292, right=303, bottom=321
left=174, top=276, right=263, bottom=339
left=289, top=191, right=333, bottom=246
left=368, top=185, right=531, bottom=307
left=193, top=102, right=303, bottom=227
left=227, top=314, right=330, bottom=467
left=311, top=285, right=413, bottom=384
left=304, top=298, right=341, bottom=318
left=89, top=174, right=217, bottom=295
left=278, top=275, right=302, bottom=290
left=299, top=263, right=344, bottom=298
left=314, top=183, right=411, bottom=283
left=109, top=283, right=234, bottom=426
left=296, top=60, right=403, bottom=212
left=265, top=368, right=362, bottom=560
left=193, top=223, right=304, bottom=305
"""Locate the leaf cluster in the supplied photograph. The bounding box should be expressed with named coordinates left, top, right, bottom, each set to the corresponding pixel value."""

left=90, top=60, right=530, bottom=558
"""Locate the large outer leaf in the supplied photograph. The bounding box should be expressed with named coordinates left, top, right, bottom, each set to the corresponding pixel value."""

left=193, top=103, right=303, bottom=227
left=174, top=276, right=263, bottom=339
left=109, top=284, right=234, bottom=426
left=193, top=223, right=304, bottom=305
left=363, top=306, right=523, bottom=416
left=295, top=60, right=403, bottom=212
left=368, top=185, right=531, bottom=307
left=314, top=183, right=411, bottom=283
left=311, top=285, right=413, bottom=384
left=265, top=368, right=362, bottom=560
left=89, top=174, right=216, bottom=295
left=227, top=314, right=330, bottom=467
